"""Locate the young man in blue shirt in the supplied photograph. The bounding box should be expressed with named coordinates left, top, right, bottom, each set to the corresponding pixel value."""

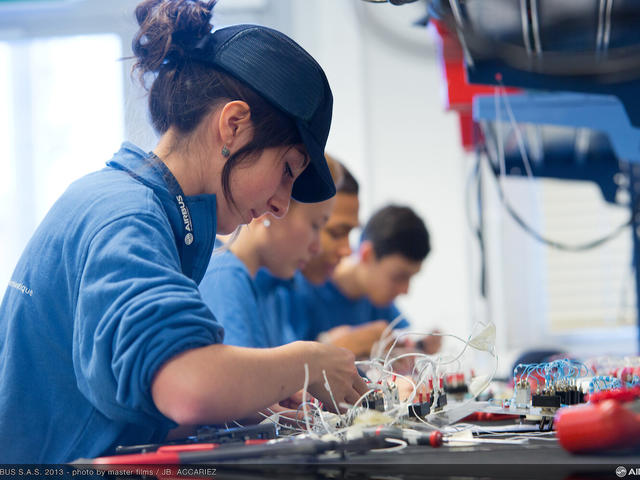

left=289, top=201, right=437, bottom=357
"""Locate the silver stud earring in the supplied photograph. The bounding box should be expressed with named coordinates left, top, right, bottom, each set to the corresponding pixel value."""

left=263, top=219, right=271, bottom=228
left=221, top=145, right=230, bottom=158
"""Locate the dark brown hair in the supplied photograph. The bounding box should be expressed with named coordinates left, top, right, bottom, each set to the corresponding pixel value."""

left=131, top=0, right=301, bottom=210
left=324, top=154, right=344, bottom=190
left=338, top=161, right=359, bottom=195
left=361, top=205, right=430, bottom=262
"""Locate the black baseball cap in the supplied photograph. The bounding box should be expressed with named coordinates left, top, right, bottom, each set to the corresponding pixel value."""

left=188, top=24, right=335, bottom=203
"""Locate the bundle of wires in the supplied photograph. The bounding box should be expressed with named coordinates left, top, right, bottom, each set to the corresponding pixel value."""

left=512, top=358, right=589, bottom=398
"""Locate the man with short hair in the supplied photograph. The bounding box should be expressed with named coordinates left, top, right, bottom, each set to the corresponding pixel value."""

left=295, top=204, right=438, bottom=357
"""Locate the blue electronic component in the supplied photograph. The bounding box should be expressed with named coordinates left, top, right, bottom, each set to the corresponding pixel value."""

left=512, top=359, right=588, bottom=408
left=588, top=375, right=623, bottom=394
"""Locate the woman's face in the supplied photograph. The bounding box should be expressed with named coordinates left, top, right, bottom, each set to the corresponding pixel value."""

left=261, top=199, right=335, bottom=279
left=215, top=145, right=308, bottom=234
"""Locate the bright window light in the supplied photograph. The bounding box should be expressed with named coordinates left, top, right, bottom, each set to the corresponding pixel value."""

left=0, top=43, right=12, bottom=196
left=29, top=34, right=124, bottom=219
left=0, top=33, right=124, bottom=286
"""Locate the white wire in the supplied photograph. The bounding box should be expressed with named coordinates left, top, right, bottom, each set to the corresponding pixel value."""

left=451, top=437, right=529, bottom=446
left=371, top=312, right=408, bottom=359
left=495, top=87, right=506, bottom=194
left=368, top=322, right=498, bottom=430
left=296, top=401, right=340, bottom=436
left=437, top=346, right=499, bottom=419
left=387, top=351, right=433, bottom=368
left=293, top=322, right=501, bottom=442
left=495, top=85, right=547, bottom=242
left=302, top=363, right=312, bottom=434
left=314, top=408, right=338, bottom=435
left=473, top=430, right=556, bottom=440
left=412, top=346, right=499, bottom=431
left=409, top=409, right=447, bottom=431
left=348, top=386, right=377, bottom=410
left=258, top=410, right=283, bottom=428
left=267, top=407, right=307, bottom=426
left=258, top=410, right=307, bottom=434
left=370, top=437, right=408, bottom=453
left=383, top=330, right=476, bottom=371
left=498, top=86, right=535, bottom=180
left=380, top=369, right=418, bottom=418
left=322, top=369, right=345, bottom=426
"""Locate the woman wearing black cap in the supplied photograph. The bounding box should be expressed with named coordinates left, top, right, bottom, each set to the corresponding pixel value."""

left=0, top=0, right=367, bottom=463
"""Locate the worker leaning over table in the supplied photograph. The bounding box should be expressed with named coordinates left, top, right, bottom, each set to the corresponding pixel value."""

left=0, top=0, right=366, bottom=463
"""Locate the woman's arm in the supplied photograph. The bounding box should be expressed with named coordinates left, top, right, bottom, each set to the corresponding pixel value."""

left=151, top=341, right=367, bottom=425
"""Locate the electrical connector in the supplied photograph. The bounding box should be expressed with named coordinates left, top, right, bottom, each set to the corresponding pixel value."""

left=434, top=393, right=448, bottom=411
left=532, top=394, right=561, bottom=408
left=408, top=402, right=431, bottom=418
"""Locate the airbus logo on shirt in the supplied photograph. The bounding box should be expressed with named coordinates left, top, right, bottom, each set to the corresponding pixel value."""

left=176, top=195, right=192, bottom=232
left=176, top=195, right=194, bottom=246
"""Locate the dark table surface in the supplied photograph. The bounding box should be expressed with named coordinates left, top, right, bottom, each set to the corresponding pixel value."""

left=198, top=437, right=640, bottom=480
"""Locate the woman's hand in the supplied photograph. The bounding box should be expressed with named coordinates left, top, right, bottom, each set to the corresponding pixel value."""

left=299, top=342, right=368, bottom=413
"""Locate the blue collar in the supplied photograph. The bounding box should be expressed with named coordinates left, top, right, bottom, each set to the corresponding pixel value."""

left=106, top=142, right=218, bottom=283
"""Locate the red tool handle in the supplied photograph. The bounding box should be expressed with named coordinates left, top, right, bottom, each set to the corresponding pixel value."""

left=157, top=443, right=218, bottom=453
left=92, top=451, right=180, bottom=464
left=91, top=439, right=271, bottom=464
left=462, top=412, right=521, bottom=422
left=555, top=399, right=640, bottom=453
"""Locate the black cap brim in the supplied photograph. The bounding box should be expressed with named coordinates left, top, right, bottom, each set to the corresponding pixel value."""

left=292, top=121, right=336, bottom=203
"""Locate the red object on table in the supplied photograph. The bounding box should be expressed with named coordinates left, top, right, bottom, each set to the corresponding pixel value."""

left=586, top=385, right=640, bottom=404
left=462, top=412, right=520, bottom=422
left=91, top=439, right=270, bottom=464
left=555, top=399, right=640, bottom=453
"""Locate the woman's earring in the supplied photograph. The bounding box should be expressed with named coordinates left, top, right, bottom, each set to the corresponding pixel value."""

left=263, top=219, right=271, bottom=228
left=221, top=145, right=230, bottom=158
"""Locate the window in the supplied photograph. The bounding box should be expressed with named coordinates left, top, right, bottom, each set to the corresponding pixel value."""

left=480, top=152, right=636, bottom=357
left=0, top=34, right=124, bottom=286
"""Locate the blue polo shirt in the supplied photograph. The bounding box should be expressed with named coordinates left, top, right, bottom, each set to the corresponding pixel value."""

left=0, top=142, right=224, bottom=462
left=199, top=248, right=297, bottom=348
left=281, top=271, right=409, bottom=341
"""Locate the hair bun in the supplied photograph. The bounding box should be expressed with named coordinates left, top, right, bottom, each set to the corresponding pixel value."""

left=171, top=0, right=216, bottom=50
left=133, top=0, right=217, bottom=74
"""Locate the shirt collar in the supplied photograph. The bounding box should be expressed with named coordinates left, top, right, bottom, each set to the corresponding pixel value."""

left=106, top=142, right=217, bottom=283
